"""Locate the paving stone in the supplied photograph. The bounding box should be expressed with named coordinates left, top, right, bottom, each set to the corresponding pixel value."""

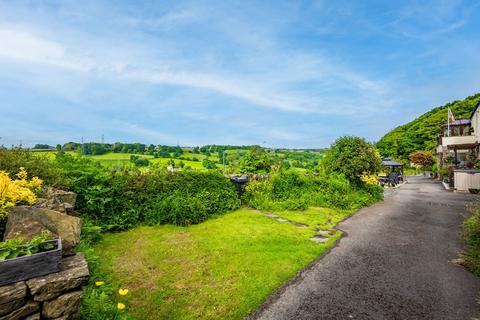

left=310, top=235, right=329, bottom=243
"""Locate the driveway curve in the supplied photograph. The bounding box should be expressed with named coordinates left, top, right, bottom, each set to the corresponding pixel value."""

left=252, top=176, right=480, bottom=320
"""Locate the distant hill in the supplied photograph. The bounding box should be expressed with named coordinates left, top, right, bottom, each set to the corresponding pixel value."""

left=376, top=93, right=480, bottom=160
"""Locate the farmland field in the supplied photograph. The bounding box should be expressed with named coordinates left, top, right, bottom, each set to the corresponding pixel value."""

left=30, top=146, right=323, bottom=173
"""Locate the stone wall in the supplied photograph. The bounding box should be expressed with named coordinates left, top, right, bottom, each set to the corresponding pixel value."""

left=0, top=253, right=89, bottom=320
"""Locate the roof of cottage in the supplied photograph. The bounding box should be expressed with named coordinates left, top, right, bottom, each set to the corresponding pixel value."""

left=441, top=119, right=471, bottom=127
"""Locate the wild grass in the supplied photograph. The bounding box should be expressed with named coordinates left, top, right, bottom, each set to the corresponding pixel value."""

left=463, top=210, right=480, bottom=275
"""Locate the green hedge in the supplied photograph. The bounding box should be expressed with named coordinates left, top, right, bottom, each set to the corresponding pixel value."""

left=57, top=158, right=241, bottom=229
left=0, top=151, right=240, bottom=230
left=243, top=171, right=383, bottom=211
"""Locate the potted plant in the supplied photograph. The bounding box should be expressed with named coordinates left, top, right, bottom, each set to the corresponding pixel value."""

left=0, top=233, right=62, bottom=286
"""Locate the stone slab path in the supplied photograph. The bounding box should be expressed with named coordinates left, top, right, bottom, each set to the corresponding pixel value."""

left=251, top=176, right=480, bottom=320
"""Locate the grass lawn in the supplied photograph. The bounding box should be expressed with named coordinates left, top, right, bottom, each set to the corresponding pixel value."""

left=84, top=208, right=353, bottom=319
left=274, top=207, right=353, bottom=232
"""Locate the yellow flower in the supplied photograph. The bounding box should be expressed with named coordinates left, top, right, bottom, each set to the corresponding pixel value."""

left=95, top=281, right=104, bottom=286
left=0, top=169, right=42, bottom=219
left=117, top=302, right=125, bottom=310
left=360, top=172, right=378, bottom=185
left=16, top=167, right=28, bottom=180
left=118, top=288, right=129, bottom=296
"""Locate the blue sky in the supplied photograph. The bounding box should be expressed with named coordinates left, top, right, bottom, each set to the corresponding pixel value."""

left=0, top=0, right=479, bottom=148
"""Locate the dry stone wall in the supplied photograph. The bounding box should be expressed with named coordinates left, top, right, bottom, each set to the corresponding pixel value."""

left=0, top=253, right=89, bottom=320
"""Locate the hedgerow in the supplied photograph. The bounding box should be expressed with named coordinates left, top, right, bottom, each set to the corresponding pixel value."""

left=0, top=150, right=240, bottom=231
left=243, top=170, right=383, bottom=211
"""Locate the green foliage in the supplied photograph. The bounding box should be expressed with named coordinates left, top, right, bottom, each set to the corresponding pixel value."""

left=79, top=245, right=133, bottom=320
left=243, top=171, right=383, bottom=211
left=33, top=144, right=53, bottom=149
left=142, top=170, right=240, bottom=226
left=280, top=150, right=323, bottom=170
left=129, top=155, right=149, bottom=167
left=80, top=218, right=103, bottom=246
left=463, top=210, right=480, bottom=275
left=52, top=152, right=112, bottom=211
left=323, top=136, right=382, bottom=184
left=202, top=158, right=217, bottom=169
left=239, top=146, right=273, bottom=174
left=0, top=149, right=62, bottom=186
left=409, top=150, right=434, bottom=167
left=1, top=150, right=240, bottom=230
left=0, top=232, right=54, bottom=261
left=377, top=93, right=480, bottom=160
left=439, top=167, right=449, bottom=176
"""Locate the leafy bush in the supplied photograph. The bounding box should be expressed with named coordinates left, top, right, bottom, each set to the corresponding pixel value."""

left=142, top=170, right=240, bottom=226
left=80, top=218, right=103, bottom=246
left=409, top=151, right=434, bottom=167
left=323, top=136, right=382, bottom=185
left=239, top=146, right=273, bottom=174
left=129, top=155, right=149, bottom=167
left=50, top=154, right=240, bottom=229
left=463, top=210, right=480, bottom=275
left=202, top=158, right=217, bottom=169
left=52, top=152, right=112, bottom=212
left=0, top=168, right=43, bottom=237
left=0, top=151, right=240, bottom=231
left=0, top=149, right=62, bottom=185
left=243, top=171, right=383, bottom=211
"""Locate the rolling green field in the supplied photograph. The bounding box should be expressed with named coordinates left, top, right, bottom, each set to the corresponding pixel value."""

left=149, top=158, right=208, bottom=170
left=87, top=153, right=154, bottom=168
left=83, top=207, right=352, bottom=319
left=32, top=148, right=322, bottom=173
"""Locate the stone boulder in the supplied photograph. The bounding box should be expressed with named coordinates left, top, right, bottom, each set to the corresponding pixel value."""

left=4, top=206, right=81, bottom=256
left=42, top=290, right=82, bottom=319
left=0, top=282, right=27, bottom=317
left=26, top=253, right=89, bottom=302
left=36, top=188, right=77, bottom=215
left=24, top=313, right=40, bottom=320
left=0, top=300, right=39, bottom=320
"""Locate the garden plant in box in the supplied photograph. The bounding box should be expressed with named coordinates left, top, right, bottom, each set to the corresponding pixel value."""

left=0, top=232, right=62, bottom=286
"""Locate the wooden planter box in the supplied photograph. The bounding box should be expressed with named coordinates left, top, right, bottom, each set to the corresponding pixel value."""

left=0, top=239, right=62, bottom=286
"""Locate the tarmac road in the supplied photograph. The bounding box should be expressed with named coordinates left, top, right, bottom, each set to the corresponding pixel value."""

left=252, top=176, right=480, bottom=320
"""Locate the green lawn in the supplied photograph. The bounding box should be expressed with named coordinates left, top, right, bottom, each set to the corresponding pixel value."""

left=85, top=208, right=353, bottom=319
left=274, top=207, right=353, bottom=232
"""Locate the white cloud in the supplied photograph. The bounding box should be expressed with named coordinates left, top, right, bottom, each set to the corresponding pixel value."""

left=0, top=24, right=390, bottom=116
left=0, top=28, right=93, bottom=71
left=126, top=9, right=201, bottom=30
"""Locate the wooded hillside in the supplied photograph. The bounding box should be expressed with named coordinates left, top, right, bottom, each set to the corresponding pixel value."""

left=376, top=93, right=480, bottom=160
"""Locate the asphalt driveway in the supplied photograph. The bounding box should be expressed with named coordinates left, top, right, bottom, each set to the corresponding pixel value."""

left=252, top=176, right=480, bottom=320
